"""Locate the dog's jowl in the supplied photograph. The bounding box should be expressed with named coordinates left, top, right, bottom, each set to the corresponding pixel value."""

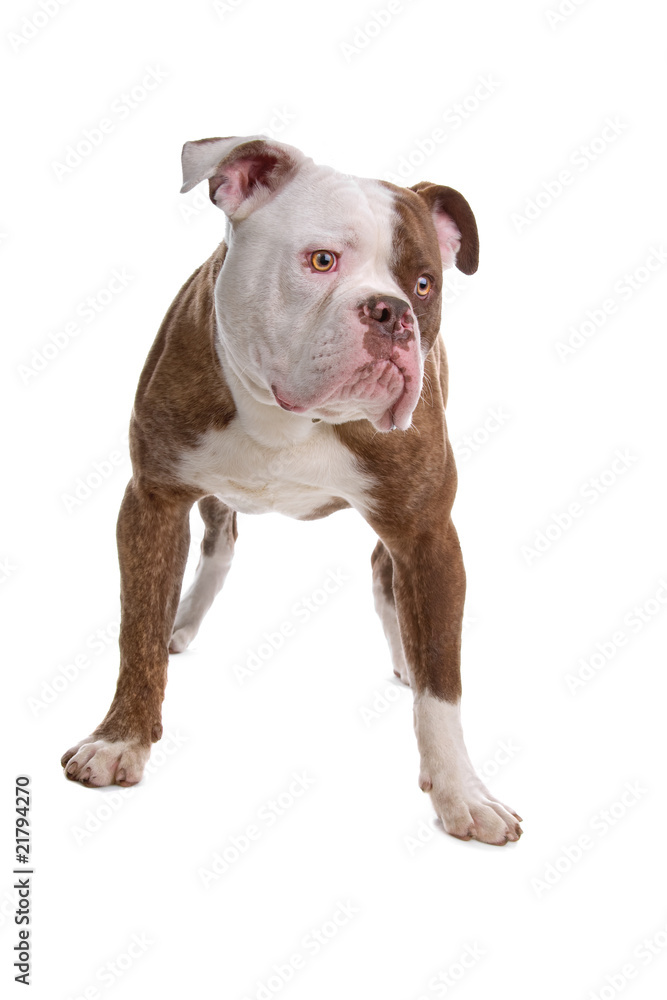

left=61, top=136, right=522, bottom=846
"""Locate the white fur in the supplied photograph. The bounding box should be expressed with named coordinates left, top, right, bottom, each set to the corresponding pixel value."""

left=180, top=135, right=269, bottom=193
left=63, top=738, right=150, bottom=787
left=176, top=360, right=376, bottom=519
left=214, top=165, right=424, bottom=432
left=170, top=528, right=235, bottom=653
left=372, top=574, right=411, bottom=685
left=413, top=694, right=522, bottom=845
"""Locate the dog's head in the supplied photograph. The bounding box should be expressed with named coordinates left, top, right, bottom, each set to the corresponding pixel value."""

left=181, top=136, right=478, bottom=432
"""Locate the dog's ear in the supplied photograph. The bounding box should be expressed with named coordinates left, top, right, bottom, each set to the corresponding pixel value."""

left=410, top=182, right=479, bottom=275
left=180, top=136, right=307, bottom=221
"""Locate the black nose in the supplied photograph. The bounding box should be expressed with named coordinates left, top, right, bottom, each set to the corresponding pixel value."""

left=360, top=295, right=414, bottom=340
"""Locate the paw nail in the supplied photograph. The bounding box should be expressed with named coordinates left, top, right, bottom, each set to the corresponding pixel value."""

left=116, top=769, right=126, bottom=783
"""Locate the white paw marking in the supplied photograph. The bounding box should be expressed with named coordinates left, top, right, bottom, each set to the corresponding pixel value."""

left=413, top=695, right=523, bottom=846
left=61, top=737, right=150, bottom=788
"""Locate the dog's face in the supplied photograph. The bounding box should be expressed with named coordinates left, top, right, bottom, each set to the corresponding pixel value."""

left=181, top=136, right=479, bottom=432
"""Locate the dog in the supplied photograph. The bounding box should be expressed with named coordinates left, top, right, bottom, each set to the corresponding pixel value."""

left=61, top=135, right=523, bottom=846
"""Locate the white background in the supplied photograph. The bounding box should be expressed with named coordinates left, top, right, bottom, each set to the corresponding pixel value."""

left=2, top=0, right=666, bottom=997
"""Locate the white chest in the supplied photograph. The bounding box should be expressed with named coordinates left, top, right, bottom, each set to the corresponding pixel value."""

left=175, top=417, right=373, bottom=518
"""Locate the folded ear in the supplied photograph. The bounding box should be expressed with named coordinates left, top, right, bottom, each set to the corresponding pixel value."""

left=410, top=182, right=479, bottom=275
left=180, top=135, right=307, bottom=221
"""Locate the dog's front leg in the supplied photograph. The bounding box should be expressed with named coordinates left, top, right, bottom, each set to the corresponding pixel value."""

left=387, top=519, right=523, bottom=845
left=61, top=480, right=193, bottom=787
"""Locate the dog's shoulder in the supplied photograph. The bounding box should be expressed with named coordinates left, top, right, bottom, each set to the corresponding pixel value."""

left=129, top=242, right=236, bottom=484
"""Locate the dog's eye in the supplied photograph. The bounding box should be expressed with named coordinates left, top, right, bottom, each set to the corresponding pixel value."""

left=310, top=250, right=337, bottom=272
left=415, top=275, right=432, bottom=297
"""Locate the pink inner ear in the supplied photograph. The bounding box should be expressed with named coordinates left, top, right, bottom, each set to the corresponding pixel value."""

left=432, top=210, right=462, bottom=270
left=210, top=153, right=280, bottom=216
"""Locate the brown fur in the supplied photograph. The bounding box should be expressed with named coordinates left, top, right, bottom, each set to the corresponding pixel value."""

left=62, top=175, right=478, bottom=777
left=129, top=242, right=235, bottom=485
left=63, top=246, right=233, bottom=764
left=199, top=495, right=237, bottom=557
left=94, top=479, right=194, bottom=747
left=337, top=339, right=464, bottom=701
left=336, top=182, right=472, bottom=701
left=409, top=182, right=479, bottom=275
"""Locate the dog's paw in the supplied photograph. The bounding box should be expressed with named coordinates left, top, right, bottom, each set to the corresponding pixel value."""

left=61, top=737, right=150, bottom=788
left=413, top=694, right=522, bottom=846
left=169, top=625, right=196, bottom=654
left=421, top=772, right=522, bottom=845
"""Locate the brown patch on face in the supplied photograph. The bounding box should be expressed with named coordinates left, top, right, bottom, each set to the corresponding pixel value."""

left=380, top=181, right=444, bottom=358
left=357, top=295, right=415, bottom=345
left=355, top=346, right=414, bottom=402
left=359, top=321, right=414, bottom=381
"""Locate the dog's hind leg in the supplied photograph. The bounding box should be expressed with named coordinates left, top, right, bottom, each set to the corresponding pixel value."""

left=371, top=539, right=411, bottom=686
left=169, top=495, right=237, bottom=653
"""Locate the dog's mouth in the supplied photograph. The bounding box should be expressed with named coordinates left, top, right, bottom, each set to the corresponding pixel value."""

left=271, top=358, right=416, bottom=432
left=375, top=364, right=414, bottom=431
left=271, top=386, right=308, bottom=413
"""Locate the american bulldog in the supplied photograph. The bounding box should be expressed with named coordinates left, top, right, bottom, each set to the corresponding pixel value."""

left=61, top=136, right=522, bottom=846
